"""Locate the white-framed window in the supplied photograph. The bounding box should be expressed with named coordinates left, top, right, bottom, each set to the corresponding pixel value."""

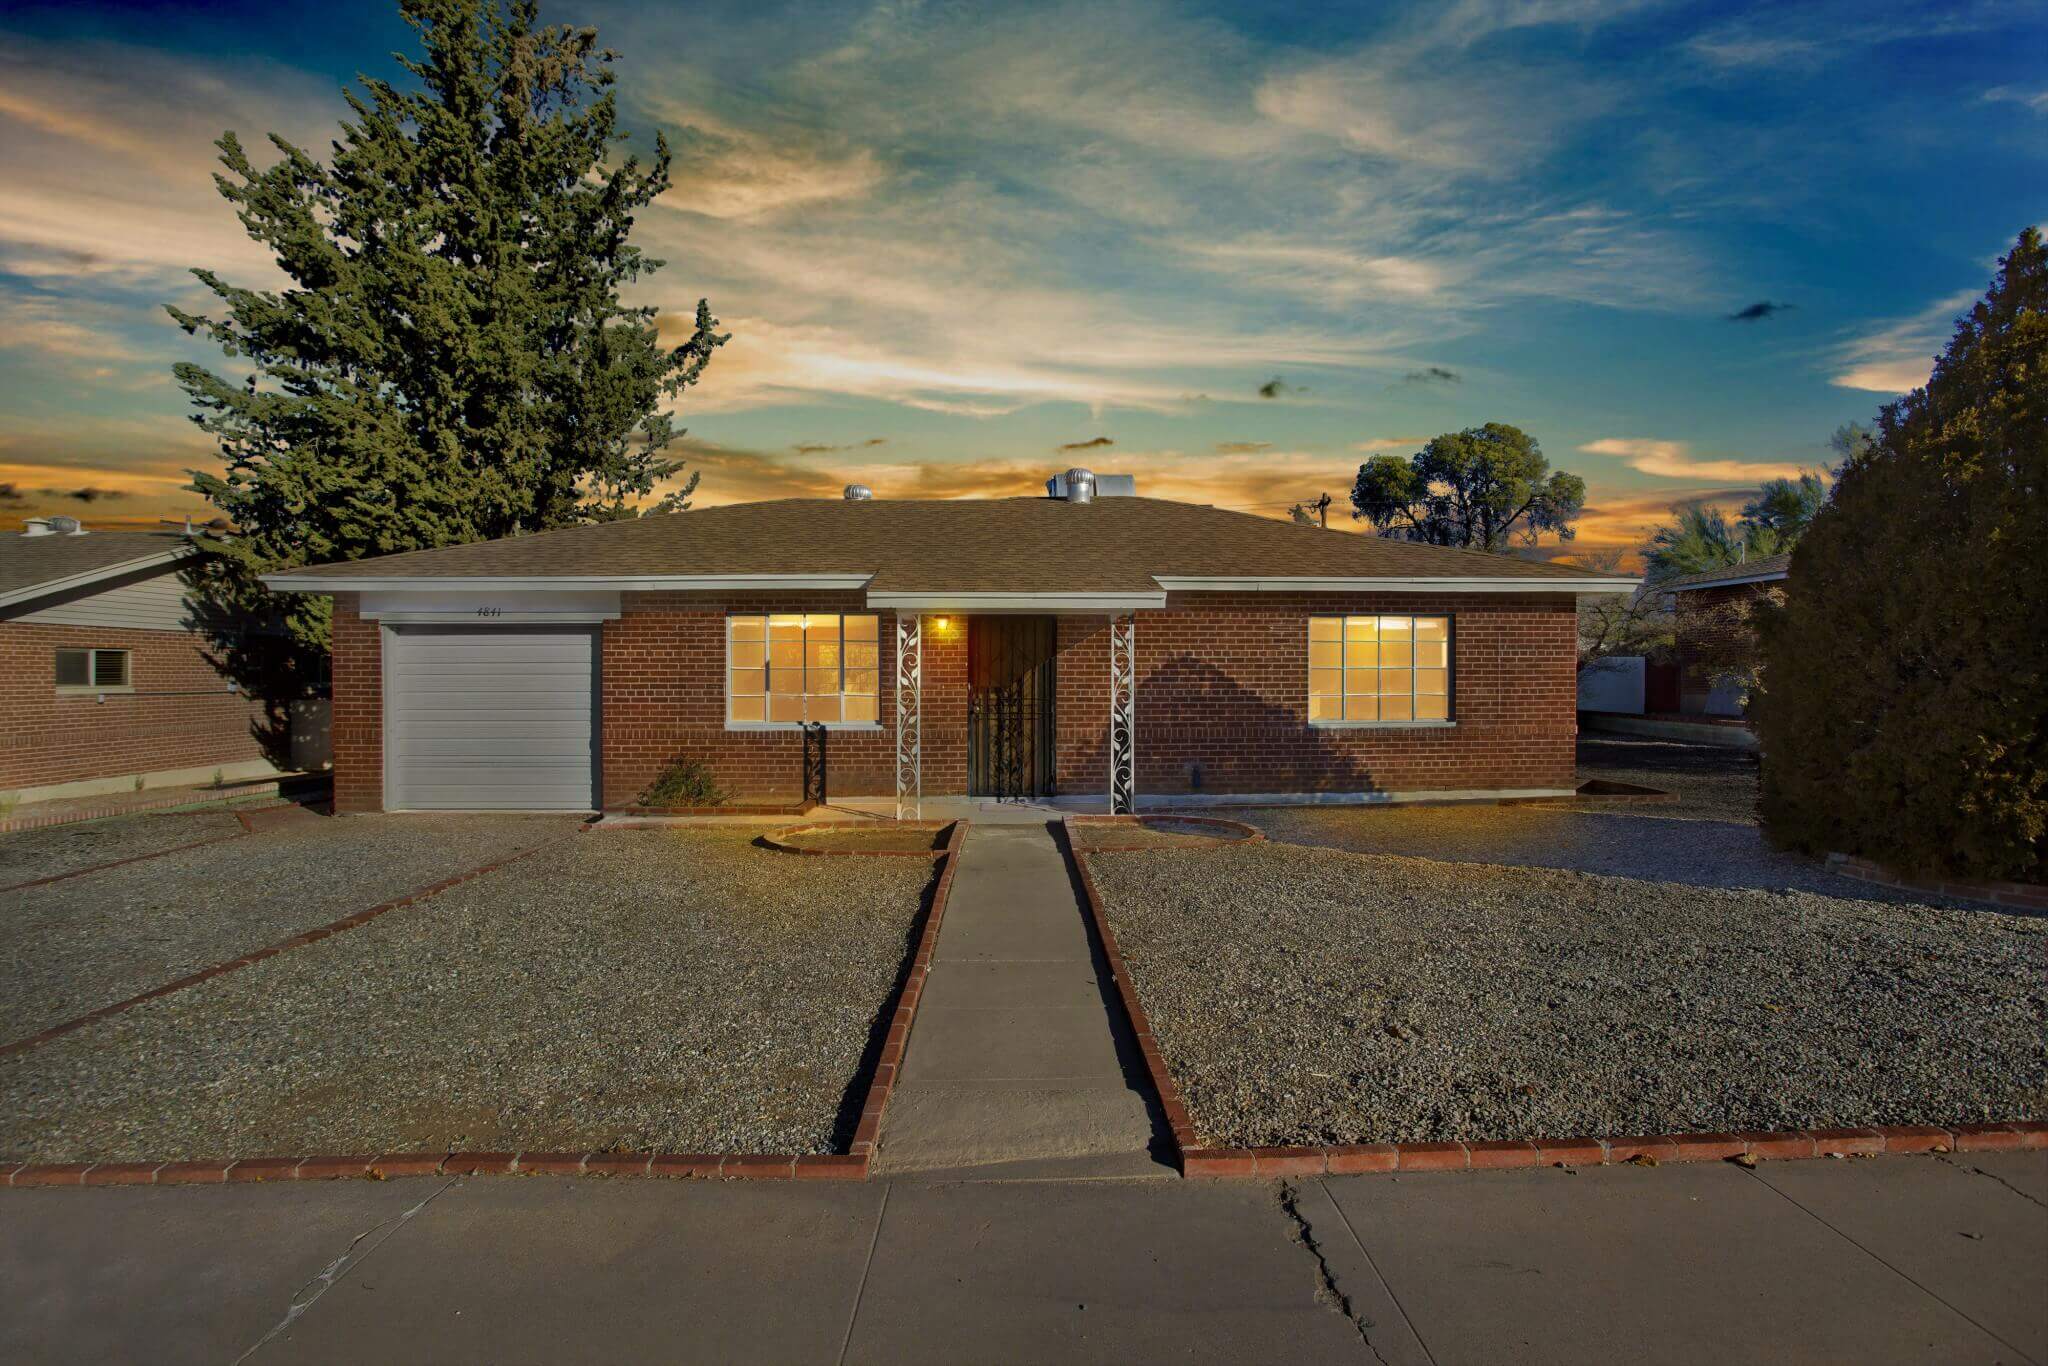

left=727, top=613, right=880, bottom=727
left=1308, top=615, right=1450, bottom=724
left=55, top=647, right=131, bottom=692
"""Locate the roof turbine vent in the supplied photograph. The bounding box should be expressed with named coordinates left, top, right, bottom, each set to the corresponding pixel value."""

left=843, top=484, right=874, bottom=501
left=1062, top=468, right=1096, bottom=504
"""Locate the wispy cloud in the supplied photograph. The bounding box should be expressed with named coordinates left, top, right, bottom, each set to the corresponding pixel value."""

left=1579, top=438, right=1807, bottom=482
left=1828, top=288, right=1975, bottom=392
left=1215, top=440, right=1272, bottom=454
left=791, top=437, right=886, bottom=455
left=1354, top=436, right=1427, bottom=452
left=1983, top=85, right=2048, bottom=113
left=1403, top=366, right=1461, bottom=385
left=1058, top=436, right=1115, bottom=452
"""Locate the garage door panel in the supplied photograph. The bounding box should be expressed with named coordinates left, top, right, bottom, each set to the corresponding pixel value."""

left=387, top=626, right=598, bottom=810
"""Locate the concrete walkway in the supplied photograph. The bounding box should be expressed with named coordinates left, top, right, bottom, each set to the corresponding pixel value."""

left=873, top=819, right=1167, bottom=1177
left=6, top=1153, right=2041, bottom=1363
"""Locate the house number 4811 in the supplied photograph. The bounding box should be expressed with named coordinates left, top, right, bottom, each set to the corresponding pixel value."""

left=475, top=606, right=503, bottom=618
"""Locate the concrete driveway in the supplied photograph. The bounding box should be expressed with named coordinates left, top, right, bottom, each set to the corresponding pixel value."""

left=4, top=1153, right=2041, bottom=1364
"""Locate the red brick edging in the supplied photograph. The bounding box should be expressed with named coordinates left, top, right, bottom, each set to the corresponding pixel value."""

left=850, top=819, right=968, bottom=1162
left=607, top=801, right=818, bottom=817
left=1826, top=852, right=2048, bottom=911
left=1, top=1151, right=867, bottom=1188
left=0, top=833, right=580, bottom=1059
left=1060, top=818, right=2047, bottom=1179
left=3, top=819, right=971, bottom=1188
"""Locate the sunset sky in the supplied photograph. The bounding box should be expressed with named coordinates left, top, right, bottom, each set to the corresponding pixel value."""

left=0, top=0, right=2042, bottom=559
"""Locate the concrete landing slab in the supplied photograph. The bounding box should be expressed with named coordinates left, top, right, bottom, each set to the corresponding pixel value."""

left=875, top=1084, right=1163, bottom=1172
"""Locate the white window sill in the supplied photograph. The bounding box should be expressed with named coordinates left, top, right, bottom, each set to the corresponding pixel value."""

left=725, top=722, right=884, bottom=733
left=1309, top=719, right=1456, bottom=730
left=56, top=686, right=134, bottom=697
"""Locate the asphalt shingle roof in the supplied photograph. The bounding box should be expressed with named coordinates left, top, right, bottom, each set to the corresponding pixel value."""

left=277, top=497, right=1621, bottom=590
left=0, top=530, right=190, bottom=601
left=1662, top=551, right=1792, bottom=591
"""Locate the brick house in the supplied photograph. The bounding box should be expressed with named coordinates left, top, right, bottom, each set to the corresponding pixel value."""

left=1, top=518, right=280, bottom=801
left=1663, top=553, right=1790, bottom=717
left=266, top=478, right=1635, bottom=814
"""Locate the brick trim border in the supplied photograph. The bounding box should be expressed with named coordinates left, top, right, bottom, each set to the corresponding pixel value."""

left=1061, top=818, right=2048, bottom=1179
left=850, top=818, right=968, bottom=1162
left=1065, top=814, right=1264, bottom=852
left=1826, top=852, right=2048, bottom=912
left=0, top=833, right=579, bottom=1059
left=1, top=1151, right=868, bottom=1187
left=0, top=776, right=316, bottom=835
left=3, top=819, right=972, bottom=1187
left=760, top=820, right=960, bottom=858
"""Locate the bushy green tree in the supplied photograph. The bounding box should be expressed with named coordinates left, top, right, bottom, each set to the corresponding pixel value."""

left=1350, top=423, right=1585, bottom=551
left=1751, top=227, right=2046, bottom=882
left=1740, top=472, right=1827, bottom=540
left=168, top=0, right=726, bottom=749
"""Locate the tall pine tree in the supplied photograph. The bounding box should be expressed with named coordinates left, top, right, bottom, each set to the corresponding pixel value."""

left=168, top=0, right=726, bottom=742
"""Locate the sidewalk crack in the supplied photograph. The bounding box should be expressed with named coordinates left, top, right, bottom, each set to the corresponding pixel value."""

left=1278, top=1180, right=1389, bottom=1365
left=233, top=1177, right=456, bottom=1364
left=1935, top=1153, right=2048, bottom=1211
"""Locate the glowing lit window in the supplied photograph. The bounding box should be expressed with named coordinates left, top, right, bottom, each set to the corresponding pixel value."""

left=727, top=614, right=880, bottom=727
left=1308, top=616, right=1449, bottom=723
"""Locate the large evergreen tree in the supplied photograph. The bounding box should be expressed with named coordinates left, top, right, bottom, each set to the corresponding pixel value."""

left=168, top=0, right=726, bottom=740
left=1752, top=226, right=2046, bottom=881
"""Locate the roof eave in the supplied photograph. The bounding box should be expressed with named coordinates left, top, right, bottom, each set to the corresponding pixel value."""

left=263, top=572, right=876, bottom=593
left=0, top=548, right=189, bottom=611
left=1154, top=575, right=1639, bottom=596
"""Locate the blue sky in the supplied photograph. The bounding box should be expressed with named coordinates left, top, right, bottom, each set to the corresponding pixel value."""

left=0, top=0, right=2041, bottom=554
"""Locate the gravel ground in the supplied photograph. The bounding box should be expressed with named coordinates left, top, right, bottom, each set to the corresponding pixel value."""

left=0, top=808, right=249, bottom=888
left=778, top=825, right=950, bottom=852
left=1067, top=823, right=1242, bottom=852
left=0, top=827, right=934, bottom=1161
left=1237, top=803, right=1957, bottom=901
left=1089, top=843, right=2048, bottom=1148
left=0, top=813, right=577, bottom=1044
left=1576, top=735, right=1761, bottom=823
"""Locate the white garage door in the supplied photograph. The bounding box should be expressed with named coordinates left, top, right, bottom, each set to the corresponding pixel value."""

left=385, top=625, right=598, bottom=810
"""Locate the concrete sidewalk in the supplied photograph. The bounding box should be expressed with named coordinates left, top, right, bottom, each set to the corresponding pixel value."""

left=4, top=1153, right=2041, bottom=1363
left=873, top=821, right=1167, bottom=1177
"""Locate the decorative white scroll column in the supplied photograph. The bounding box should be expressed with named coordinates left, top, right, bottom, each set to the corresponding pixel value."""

left=1109, top=613, right=1135, bottom=814
left=895, top=613, right=922, bottom=820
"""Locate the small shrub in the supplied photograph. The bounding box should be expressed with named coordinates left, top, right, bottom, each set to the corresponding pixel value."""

left=637, top=758, right=730, bottom=808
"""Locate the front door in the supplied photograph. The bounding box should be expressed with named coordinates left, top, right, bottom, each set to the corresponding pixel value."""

left=968, top=616, right=1057, bottom=799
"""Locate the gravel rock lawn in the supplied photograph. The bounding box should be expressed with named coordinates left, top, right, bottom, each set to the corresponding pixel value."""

left=0, top=827, right=935, bottom=1162
left=0, top=808, right=248, bottom=888
left=0, top=813, right=577, bottom=1044
left=1087, top=842, right=2047, bottom=1149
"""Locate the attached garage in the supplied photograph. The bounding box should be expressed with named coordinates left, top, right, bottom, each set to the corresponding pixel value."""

left=382, top=625, right=599, bottom=810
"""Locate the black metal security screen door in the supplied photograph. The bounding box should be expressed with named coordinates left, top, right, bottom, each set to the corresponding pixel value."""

left=968, top=616, right=1057, bottom=799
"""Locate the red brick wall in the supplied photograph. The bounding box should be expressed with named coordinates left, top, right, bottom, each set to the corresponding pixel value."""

left=1058, top=593, right=1579, bottom=796
left=599, top=594, right=972, bottom=804
left=324, top=589, right=1579, bottom=809
left=329, top=594, right=384, bottom=814
left=0, top=620, right=270, bottom=792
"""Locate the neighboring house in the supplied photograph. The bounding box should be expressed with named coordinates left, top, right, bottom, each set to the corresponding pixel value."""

left=0, top=517, right=280, bottom=800
left=1663, top=552, right=1791, bottom=717
left=265, top=475, right=1636, bottom=814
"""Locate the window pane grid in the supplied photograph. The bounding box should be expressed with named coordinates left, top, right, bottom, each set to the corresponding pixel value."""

left=1308, top=615, right=1448, bottom=723
left=728, top=614, right=880, bottom=726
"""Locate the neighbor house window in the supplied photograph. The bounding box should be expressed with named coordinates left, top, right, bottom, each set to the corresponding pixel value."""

left=1308, top=616, right=1449, bottom=723
left=727, top=614, right=880, bottom=726
left=55, top=647, right=131, bottom=691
